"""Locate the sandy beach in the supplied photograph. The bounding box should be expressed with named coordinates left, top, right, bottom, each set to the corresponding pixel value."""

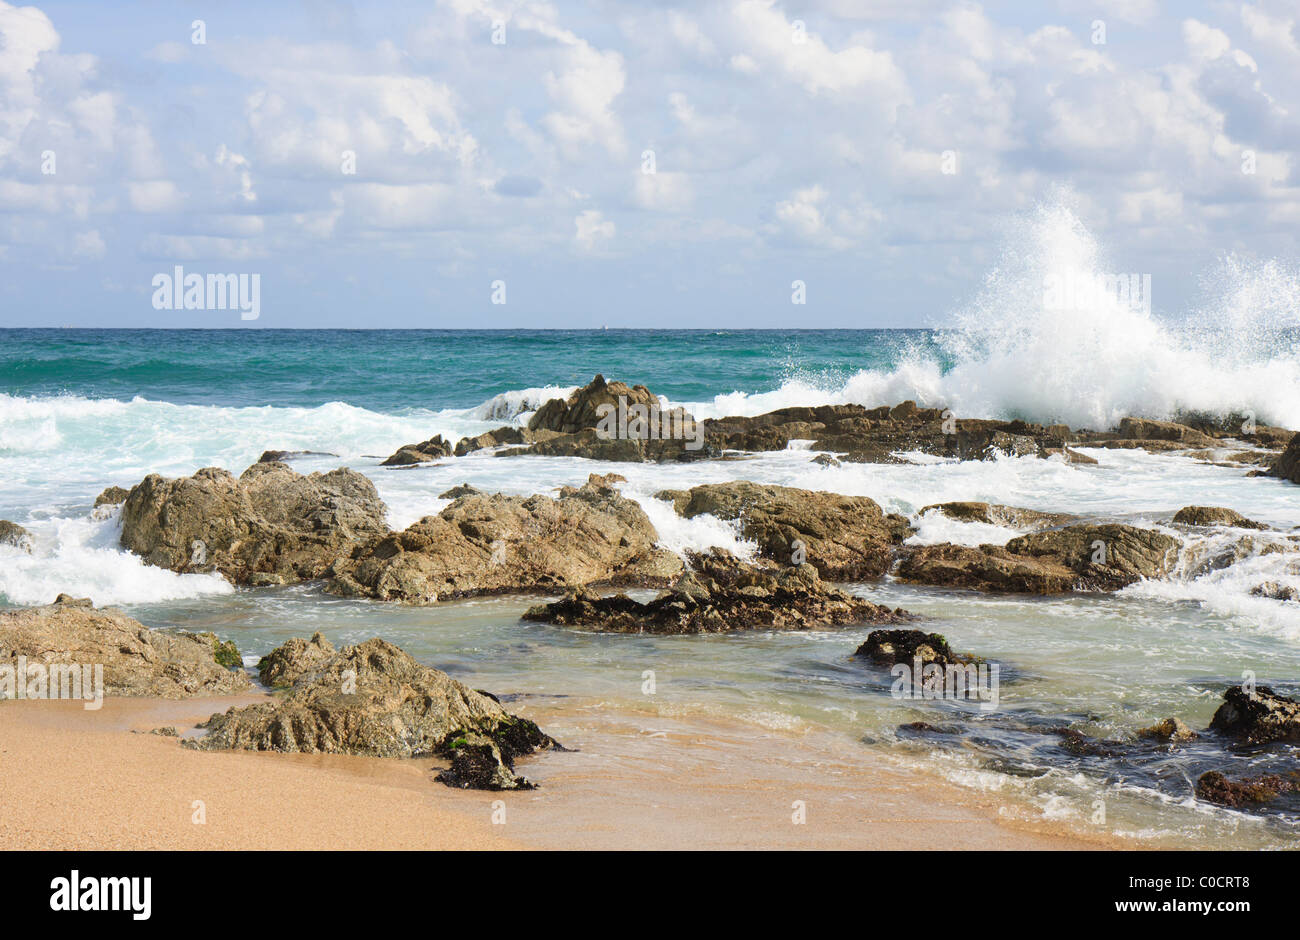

left=0, top=694, right=1115, bottom=851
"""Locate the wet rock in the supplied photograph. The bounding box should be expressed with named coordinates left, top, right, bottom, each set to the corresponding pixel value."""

left=120, top=462, right=389, bottom=586
left=811, top=453, right=841, bottom=468
left=0, top=603, right=251, bottom=698
left=917, top=501, right=1075, bottom=531
left=187, top=637, right=558, bottom=790
left=328, top=479, right=683, bottom=603
left=854, top=629, right=965, bottom=666
left=1172, top=506, right=1266, bottom=529
left=1004, top=524, right=1182, bottom=591
left=439, top=484, right=483, bottom=499
left=896, top=543, right=1077, bottom=594
left=523, top=549, right=910, bottom=634
left=1274, top=435, right=1300, bottom=484
left=1251, top=582, right=1299, bottom=602
left=1044, top=447, right=1099, bottom=465
left=53, top=593, right=93, bottom=607
left=1116, top=417, right=1215, bottom=448
left=0, top=520, right=32, bottom=553
left=93, top=486, right=130, bottom=508
left=1196, top=770, right=1296, bottom=807
left=151, top=726, right=179, bottom=737
left=1209, top=685, right=1300, bottom=744
left=1052, top=727, right=1127, bottom=758
left=657, top=481, right=910, bottom=579
left=1137, top=717, right=1198, bottom=743
left=380, top=435, right=453, bottom=467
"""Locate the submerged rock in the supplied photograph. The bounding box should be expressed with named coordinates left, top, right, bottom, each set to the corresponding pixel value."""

left=328, top=479, right=683, bottom=603
left=1172, top=506, right=1266, bottom=529
left=522, top=549, right=910, bottom=634
left=656, top=481, right=911, bottom=579
left=119, top=462, right=389, bottom=586
left=1196, top=770, right=1297, bottom=807
left=0, top=602, right=250, bottom=698
left=188, top=637, right=558, bottom=790
left=1137, top=717, right=1199, bottom=743
left=896, top=543, right=1077, bottom=594
left=1251, top=582, right=1299, bottom=602
left=1209, top=685, right=1300, bottom=744
left=257, top=450, right=339, bottom=463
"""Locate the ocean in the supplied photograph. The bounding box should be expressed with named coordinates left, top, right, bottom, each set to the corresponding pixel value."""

left=3, top=212, right=1300, bottom=847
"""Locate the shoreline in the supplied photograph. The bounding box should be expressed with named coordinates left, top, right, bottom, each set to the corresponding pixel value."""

left=0, top=694, right=1119, bottom=851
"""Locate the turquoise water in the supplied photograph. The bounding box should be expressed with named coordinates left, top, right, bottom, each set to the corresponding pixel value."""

left=0, top=328, right=941, bottom=410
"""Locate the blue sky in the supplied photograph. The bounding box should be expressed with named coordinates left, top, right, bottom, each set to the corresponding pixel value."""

left=1, top=0, right=1299, bottom=327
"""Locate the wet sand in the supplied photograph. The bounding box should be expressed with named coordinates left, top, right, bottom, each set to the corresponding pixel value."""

left=0, top=694, right=1117, bottom=850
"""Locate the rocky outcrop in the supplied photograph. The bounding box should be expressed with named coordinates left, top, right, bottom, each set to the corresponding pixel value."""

left=380, top=435, right=453, bottom=467
left=1172, top=506, right=1266, bottom=529
left=256, top=450, right=338, bottom=463
left=0, top=520, right=32, bottom=552
left=1273, top=435, right=1300, bottom=484
left=1209, top=685, right=1300, bottom=744
left=1252, top=582, right=1299, bottom=602
left=328, top=477, right=683, bottom=603
left=0, top=600, right=250, bottom=698
left=896, top=543, right=1077, bottom=594
left=853, top=629, right=968, bottom=667
left=119, top=462, right=389, bottom=586
left=187, top=637, right=558, bottom=790
left=528, top=374, right=661, bottom=434
left=1115, top=417, right=1215, bottom=448
left=438, top=484, right=483, bottom=499
left=93, top=486, right=130, bottom=508
left=256, top=632, right=337, bottom=687
left=917, top=501, right=1075, bottom=531
left=522, top=549, right=909, bottom=634
left=897, top=524, right=1181, bottom=594
left=1196, top=770, right=1296, bottom=807
left=656, top=481, right=910, bottom=579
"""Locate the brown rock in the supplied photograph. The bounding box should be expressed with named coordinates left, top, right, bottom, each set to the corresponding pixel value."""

left=0, top=602, right=250, bottom=698
left=1137, top=717, right=1198, bottom=743
left=93, top=486, right=130, bottom=508
left=0, top=520, right=32, bottom=553
left=1172, top=506, right=1266, bottom=529
left=380, top=435, right=453, bottom=466
left=1209, top=685, right=1300, bottom=744
left=918, top=501, right=1075, bottom=531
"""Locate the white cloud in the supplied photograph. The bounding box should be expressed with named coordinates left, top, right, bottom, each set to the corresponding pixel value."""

left=574, top=209, right=614, bottom=251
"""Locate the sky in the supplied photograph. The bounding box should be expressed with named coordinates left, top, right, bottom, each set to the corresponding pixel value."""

left=1, top=0, right=1300, bottom=328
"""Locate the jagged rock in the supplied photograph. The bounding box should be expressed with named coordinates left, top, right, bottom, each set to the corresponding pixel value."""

left=897, top=524, right=1180, bottom=594
left=1137, top=717, right=1198, bottom=743
left=453, top=427, right=561, bottom=456
left=380, top=435, right=453, bottom=467
left=1274, top=435, right=1300, bottom=484
left=151, top=726, right=179, bottom=737
left=93, top=486, right=130, bottom=508
left=1196, top=770, right=1296, bottom=807
left=1172, top=506, right=1266, bottom=529
left=854, top=629, right=966, bottom=666
left=1252, top=582, right=1299, bottom=602
left=439, top=484, right=483, bottom=499
left=53, top=593, right=93, bottom=607
left=528, top=374, right=662, bottom=434
left=0, top=602, right=250, bottom=698
left=1116, top=417, right=1215, bottom=447
left=256, top=632, right=336, bottom=687
left=328, top=480, right=683, bottom=603
left=1209, top=685, right=1300, bottom=744
left=187, top=637, right=558, bottom=790
left=522, top=549, right=910, bottom=634
left=0, top=520, right=32, bottom=553
left=119, top=462, right=389, bottom=586
left=918, top=501, right=1075, bottom=531
left=811, top=453, right=841, bottom=467
left=656, top=481, right=910, bottom=579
